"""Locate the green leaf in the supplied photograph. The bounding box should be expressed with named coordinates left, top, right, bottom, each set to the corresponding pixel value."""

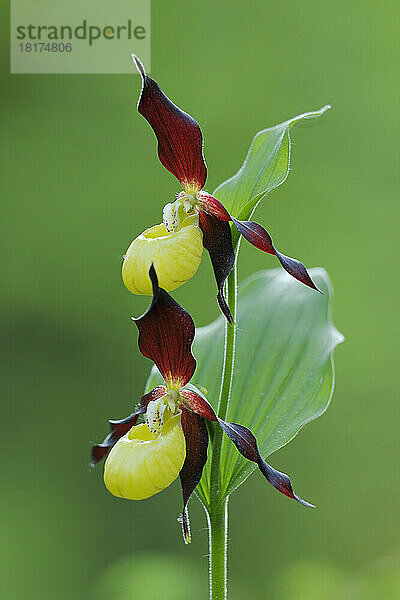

left=213, top=106, right=331, bottom=222
left=145, top=268, right=342, bottom=505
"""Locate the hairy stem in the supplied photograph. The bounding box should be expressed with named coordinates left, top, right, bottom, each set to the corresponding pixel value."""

left=208, top=498, right=229, bottom=600
left=208, top=263, right=237, bottom=600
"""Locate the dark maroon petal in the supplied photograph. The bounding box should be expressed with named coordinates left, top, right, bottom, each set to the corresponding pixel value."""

left=231, top=218, right=322, bottom=293
left=217, top=419, right=314, bottom=507
left=198, top=211, right=235, bottom=323
left=133, top=55, right=207, bottom=192
left=178, top=409, right=209, bottom=543
left=133, top=265, right=196, bottom=387
left=180, top=389, right=217, bottom=422
left=89, top=386, right=166, bottom=468
left=90, top=411, right=143, bottom=468
left=196, top=192, right=231, bottom=221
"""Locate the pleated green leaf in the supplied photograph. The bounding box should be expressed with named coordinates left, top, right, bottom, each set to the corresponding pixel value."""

left=145, top=268, right=342, bottom=506
left=213, top=105, right=331, bottom=223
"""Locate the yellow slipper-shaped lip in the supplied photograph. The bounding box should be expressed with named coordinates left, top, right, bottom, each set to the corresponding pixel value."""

left=104, top=411, right=186, bottom=500
left=122, top=215, right=203, bottom=295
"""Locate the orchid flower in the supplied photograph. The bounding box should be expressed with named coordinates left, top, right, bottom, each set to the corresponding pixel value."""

left=91, top=266, right=313, bottom=543
left=121, top=56, right=321, bottom=322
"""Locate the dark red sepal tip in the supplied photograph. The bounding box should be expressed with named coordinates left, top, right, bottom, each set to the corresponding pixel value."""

left=132, top=54, right=146, bottom=78
left=258, top=459, right=315, bottom=508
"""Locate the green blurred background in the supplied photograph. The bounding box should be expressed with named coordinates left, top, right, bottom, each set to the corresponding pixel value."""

left=1, top=0, right=399, bottom=598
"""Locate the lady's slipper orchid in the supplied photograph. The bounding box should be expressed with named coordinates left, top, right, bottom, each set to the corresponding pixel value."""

left=122, top=210, right=203, bottom=295
left=91, top=266, right=314, bottom=543
left=104, top=411, right=186, bottom=501
left=129, top=55, right=321, bottom=323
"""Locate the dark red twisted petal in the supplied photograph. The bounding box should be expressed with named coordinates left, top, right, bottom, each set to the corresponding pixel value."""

left=196, top=192, right=320, bottom=307
left=89, top=386, right=166, bottom=468
left=217, top=419, right=315, bottom=508
left=198, top=211, right=235, bottom=324
left=133, top=265, right=196, bottom=387
left=231, top=218, right=322, bottom=293
left=133, top=56, right=207, bottom=191
left=180, top=389, right=313, bottom=506
left=178, top=408, right=209, bottom=544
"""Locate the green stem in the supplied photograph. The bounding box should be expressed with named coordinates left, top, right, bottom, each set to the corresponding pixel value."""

left=208, top=262, right=237, bottom=600
left=208, top=498, right=229, bottom=600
